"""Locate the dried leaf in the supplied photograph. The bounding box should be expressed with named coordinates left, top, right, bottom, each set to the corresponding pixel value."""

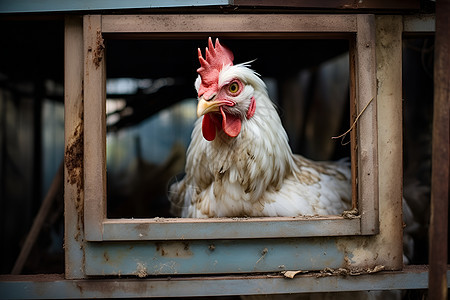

left=283, top=270, right=308, bottom=279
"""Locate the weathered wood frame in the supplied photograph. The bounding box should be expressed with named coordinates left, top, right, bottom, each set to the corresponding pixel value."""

left=2, top=11, right=447, bottom=299
left=0, top=12, right=422, bottom=295
left=62, top=14, right=406, bottom=278
left=83, top=14, right=378, bottom=242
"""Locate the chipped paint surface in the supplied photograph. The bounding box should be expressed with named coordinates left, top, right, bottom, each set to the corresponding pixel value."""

left=135, top=262, right=148, bottom=278
left=84, top=239, right=348, bottom=276
left=155, top=242, right=193, bottom=258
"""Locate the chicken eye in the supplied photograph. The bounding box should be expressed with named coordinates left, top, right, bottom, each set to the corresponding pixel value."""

left=228, top=82, right=239, bottom=94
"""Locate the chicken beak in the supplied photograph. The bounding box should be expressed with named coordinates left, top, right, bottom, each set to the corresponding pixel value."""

left=197, top=97, right=220, bottom=117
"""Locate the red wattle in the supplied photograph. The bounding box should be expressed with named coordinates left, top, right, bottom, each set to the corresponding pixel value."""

left=220, top=107, right=241, bottom=138
left=202, top=113, right=216, bottom=141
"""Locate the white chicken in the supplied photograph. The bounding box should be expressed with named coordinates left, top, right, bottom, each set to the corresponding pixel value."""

left=169, top=38, right=351, bottom=218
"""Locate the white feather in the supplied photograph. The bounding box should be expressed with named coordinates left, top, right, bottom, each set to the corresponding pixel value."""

left=169, top=64, right=351, bottom=218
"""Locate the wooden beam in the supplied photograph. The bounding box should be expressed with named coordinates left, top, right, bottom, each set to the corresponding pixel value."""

left=373, top=15, right=404, bottom=271
left=83, top=15, right=107, bottom=241
left=101, top=217, right=361, bottom=240
left=64, top=15, right=85, bottom=279
left=101, top=14, right=358, bottom=34
left=349, top=37, right=358, bottom=212
left=356, top=14, right=379, bottom=235
left=233, top=0, right=420, bottom=10
left=0, top=266, right=447, bottom=299
left=429, top=0, right=450, bottom=298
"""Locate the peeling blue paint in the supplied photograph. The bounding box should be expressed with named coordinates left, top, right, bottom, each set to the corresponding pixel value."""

left=84, top=238, right=347, bottom=276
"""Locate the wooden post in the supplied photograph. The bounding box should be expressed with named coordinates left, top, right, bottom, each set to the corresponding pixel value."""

left=64, top=15, right=86, bottom=279
left=83, top=15, right=106, bottom=241
left=371, top=15, right=403, bottom=271
left=429, top=0, right=450, bottom=298
left=356, top=14, right=379, bottom=235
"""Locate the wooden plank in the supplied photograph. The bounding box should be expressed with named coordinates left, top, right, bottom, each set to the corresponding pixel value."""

left=355, top=15, right=379, bottom=235
left=84, top=238, right=350, bottom=276
left=11, top=162, right=63, bottom=274
left=101, top=14, right=357, bottom=34
left=429, top=0, right=449, bottom=298
left=374, top=15, right=404, bottom=270
left=349, top=37, right=358, bottom=210
left=233, top=0, right=420, bottom=10
left=64, top=15, right=86, bottom=279
left=83, top=15, right=106, bottom=241
left=0, top=266, right=447, bottom=299
left=102, top=217, right=361, bottom=240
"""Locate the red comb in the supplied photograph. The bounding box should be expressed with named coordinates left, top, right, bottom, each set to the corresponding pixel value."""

left=197, top=37, right=234, bottom=98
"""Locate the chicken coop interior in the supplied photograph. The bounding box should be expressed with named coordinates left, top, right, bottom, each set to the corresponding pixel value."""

left=0, top=1, right=448, bottom=299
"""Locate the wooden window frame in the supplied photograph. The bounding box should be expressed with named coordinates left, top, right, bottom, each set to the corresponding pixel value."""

left=74, top=13, right=390, bottom=277
left=83, top=14, right=378, bottom=242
